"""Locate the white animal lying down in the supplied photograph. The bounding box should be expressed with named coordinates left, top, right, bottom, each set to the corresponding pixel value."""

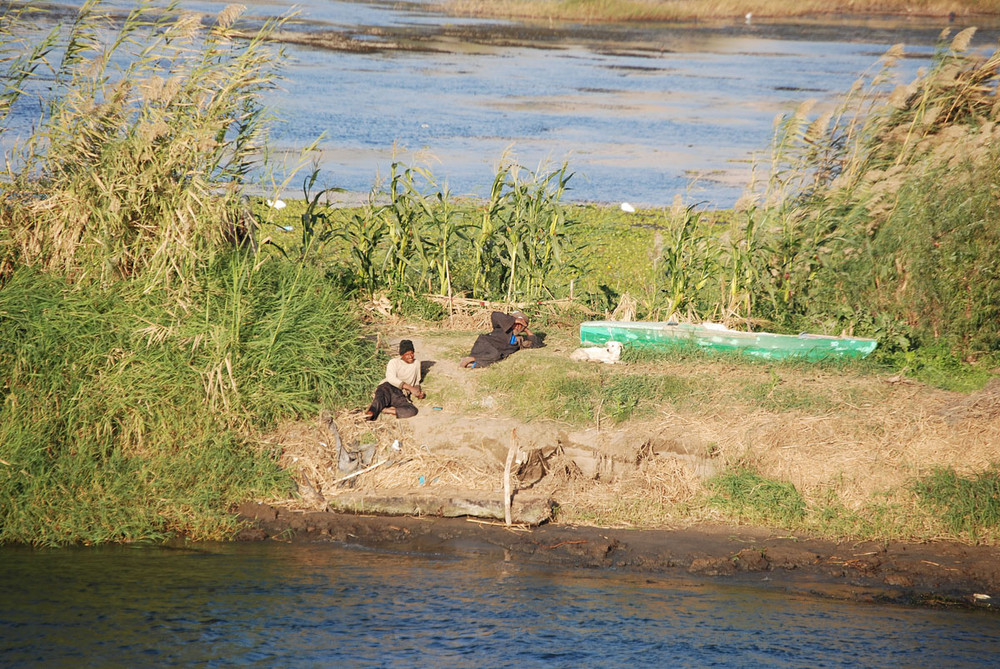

left=570, top=340, right=623, bottom=364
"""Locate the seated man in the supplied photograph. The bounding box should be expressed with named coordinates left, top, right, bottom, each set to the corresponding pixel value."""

left=460, top=310, right=533, bottom=369
left=365, top=339, right=425, bottom=420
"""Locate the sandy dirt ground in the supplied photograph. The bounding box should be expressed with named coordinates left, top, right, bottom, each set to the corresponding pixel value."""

left=246, top=321, right=1000, bottom=610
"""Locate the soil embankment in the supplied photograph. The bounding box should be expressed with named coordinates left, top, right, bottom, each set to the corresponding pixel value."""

left=236, top=501, right=1000, bottom=610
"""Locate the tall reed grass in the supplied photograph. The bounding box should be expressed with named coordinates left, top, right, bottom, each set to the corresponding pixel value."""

left=1, top=0, right=286, bottom=290
left=587, top=30, right=1000, bottom=358
left=0, top=2, right=383, bottom=545
left=756, top=29, right=1000, bottom=354
left=0, top=254, right=381, bottom=545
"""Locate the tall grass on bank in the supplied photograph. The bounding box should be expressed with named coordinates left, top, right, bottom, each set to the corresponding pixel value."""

left=0, top=0, right=287, bottom=290
left=747, top=29, right=1000, bottom=354
left=0, top=2, right=385, bottom=545
left=0, top=261, right=381, bottom=545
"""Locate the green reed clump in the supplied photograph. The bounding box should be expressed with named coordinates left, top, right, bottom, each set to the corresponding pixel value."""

left=706, top=468, right=807, bottom=526
left=913, top=465, right=1000, bottom=541
left=746, top=29, right=1000, bottom=355
left=0, top=258, right=380, bottom=545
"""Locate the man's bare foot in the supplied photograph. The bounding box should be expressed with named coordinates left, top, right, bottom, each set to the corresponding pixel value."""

left=364, top=410, right=375, bottom=421
left=460, top=356, right=475, bottom=369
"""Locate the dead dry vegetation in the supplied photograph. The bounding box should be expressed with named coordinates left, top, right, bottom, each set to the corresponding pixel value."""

left=265, top=315, right=1000, bottom=542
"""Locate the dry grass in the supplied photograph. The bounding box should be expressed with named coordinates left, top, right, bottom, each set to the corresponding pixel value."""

left=542, top=455, right=705, bottom=528
left=268, top=409, right=508, bottom=510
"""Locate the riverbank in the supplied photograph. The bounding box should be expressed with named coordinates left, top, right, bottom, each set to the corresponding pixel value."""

left=236, top=502, right=1000, bottom=610
left=240, top=321, right=1000, bottom=609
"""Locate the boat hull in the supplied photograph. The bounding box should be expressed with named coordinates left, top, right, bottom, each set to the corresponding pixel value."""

left=579, top=321, right=878, bottom=361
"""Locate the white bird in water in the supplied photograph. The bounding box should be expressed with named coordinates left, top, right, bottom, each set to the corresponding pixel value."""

left=266, top=198, right=286, bottom=209
left=620, top=202, right=636, bottom=213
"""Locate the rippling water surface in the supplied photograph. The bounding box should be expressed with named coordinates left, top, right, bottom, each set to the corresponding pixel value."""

left=12, top=1, right=1000, bottom=206
left=2, top=542, right=999, bottom=667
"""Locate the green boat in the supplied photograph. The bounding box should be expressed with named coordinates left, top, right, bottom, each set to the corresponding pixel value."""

left=579, top=321, right=878, bottom=361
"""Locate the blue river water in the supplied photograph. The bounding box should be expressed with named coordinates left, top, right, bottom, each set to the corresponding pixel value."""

left=4, top=8, right=1000, bottom=663
left=2, top=541, right=999, bottom=667
left=8, top=1, right=1000, bottom=207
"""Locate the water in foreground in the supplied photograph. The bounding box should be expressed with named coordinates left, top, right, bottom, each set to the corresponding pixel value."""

left=2, top=541, right=998, bottom=667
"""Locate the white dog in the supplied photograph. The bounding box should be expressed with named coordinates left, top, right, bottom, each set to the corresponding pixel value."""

left=570, top=340, right=623, bottom=364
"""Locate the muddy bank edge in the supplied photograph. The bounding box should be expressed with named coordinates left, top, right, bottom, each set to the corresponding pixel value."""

left=236, top=503, right=1000, bottom=611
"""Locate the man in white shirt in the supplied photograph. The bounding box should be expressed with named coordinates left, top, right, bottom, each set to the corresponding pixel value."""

left=364, top=339, right=425, bottom=420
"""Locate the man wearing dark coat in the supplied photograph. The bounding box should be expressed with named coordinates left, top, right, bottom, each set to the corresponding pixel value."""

left=460, top=311, right=533, bottom=369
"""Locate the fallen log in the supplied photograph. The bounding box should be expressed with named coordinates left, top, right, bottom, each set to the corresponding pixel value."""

left=325, top=487, right=553, bottom=526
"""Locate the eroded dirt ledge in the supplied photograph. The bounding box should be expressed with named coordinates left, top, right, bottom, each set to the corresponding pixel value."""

left=236, top=502, right=1000, bottom=611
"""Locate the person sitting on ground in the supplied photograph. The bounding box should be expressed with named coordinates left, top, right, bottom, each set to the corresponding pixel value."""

left=365, top=339, right=425, bottom=420
left=460, top=310, right=534, bottom=369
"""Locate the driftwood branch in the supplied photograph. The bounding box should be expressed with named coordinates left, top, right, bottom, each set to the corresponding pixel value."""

left=504, top=429, right=517, bottom=526
left=333, top=458, right=388, bottom=484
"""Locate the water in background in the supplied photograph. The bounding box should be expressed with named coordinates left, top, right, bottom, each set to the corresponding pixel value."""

left=10, top=1, right=1000, bottom=207
left=2, top=541, right=999, bottom=667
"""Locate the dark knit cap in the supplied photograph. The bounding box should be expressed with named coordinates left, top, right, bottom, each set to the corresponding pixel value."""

left=399, top=339, right=415, bottom=355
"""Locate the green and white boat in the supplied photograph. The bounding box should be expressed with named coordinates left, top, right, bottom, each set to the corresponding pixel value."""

left=579, top=321, right=878, bottom=361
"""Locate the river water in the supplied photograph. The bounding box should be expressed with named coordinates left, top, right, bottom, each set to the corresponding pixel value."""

left=6, top=5, right=1000, bottom=661
left=10, top=1, right=1000, bottom=207
left=2, top=541, right=1000, bottom=667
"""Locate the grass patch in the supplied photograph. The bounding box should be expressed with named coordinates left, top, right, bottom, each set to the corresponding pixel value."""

left=874, top=345, right=999, bottom=393
left=739, top=370, right=836, bottom=413
left=913, top=466, right=1000, bottom=541
left=478, top=353, right=690, bottom=425
left=705, top=468, right=806, bottom=526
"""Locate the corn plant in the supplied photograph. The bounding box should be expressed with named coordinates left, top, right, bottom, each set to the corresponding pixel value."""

left=380, top=162, right=427, bottom=290
left=471, top=163, right=511, bottom=298
left=333, top=187, right=389, bottom=294
left=417, top=181, right=469, bottom=300
left=657, top=202, right=717, bottom=320
left=475, top=160, right=575, bottom=301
